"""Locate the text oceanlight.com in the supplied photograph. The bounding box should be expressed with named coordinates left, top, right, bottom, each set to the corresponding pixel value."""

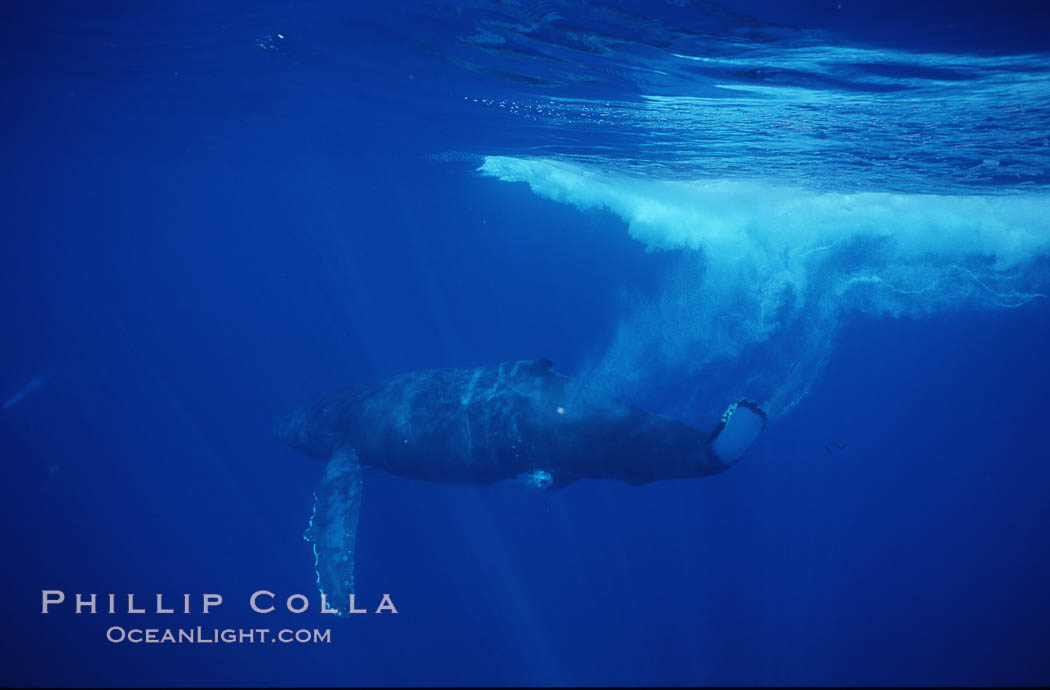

left=105, top=627, right=331, bottom=644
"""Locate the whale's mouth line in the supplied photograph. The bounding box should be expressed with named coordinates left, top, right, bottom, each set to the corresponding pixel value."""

left=709, top=400, right=767, bottom=466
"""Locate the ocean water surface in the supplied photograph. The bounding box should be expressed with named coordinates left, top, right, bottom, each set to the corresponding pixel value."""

left=2, top=0, right=1049, bottom=686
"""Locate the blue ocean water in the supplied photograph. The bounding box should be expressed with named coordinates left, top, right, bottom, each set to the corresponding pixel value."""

left=2, top=0, right=1049, bottom=686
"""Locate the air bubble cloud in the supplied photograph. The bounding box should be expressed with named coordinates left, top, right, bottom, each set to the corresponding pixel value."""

left=480, top=156, right=1049, bottom=422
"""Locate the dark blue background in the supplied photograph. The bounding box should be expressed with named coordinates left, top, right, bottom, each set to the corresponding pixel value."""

left=2, top=1, right=1049, bottom=686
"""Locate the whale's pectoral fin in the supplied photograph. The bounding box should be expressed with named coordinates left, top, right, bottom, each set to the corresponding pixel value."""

left=304, top=446, right=363, bottom=611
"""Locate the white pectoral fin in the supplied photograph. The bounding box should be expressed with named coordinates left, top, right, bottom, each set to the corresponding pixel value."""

left=710, top=400, right=767, bottom=465
left=304, top=446, right=363, bottom=613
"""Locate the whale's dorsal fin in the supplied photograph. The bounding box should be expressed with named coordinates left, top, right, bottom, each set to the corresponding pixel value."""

left=304, top=446, right=362, bottom=615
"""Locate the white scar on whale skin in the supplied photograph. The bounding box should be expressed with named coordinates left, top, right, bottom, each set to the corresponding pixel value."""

left=3, top=376, right=44, bottom=410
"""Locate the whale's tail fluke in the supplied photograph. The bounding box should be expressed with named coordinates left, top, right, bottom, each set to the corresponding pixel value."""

left=709, top=400, right=766, bottom=466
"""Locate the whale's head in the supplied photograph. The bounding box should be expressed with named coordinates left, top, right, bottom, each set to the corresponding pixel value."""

left=273, top=406, right=337, bottom=458
left=707, top=400, right=767, bottom=466
left=273, top=407, right=309, bottom=448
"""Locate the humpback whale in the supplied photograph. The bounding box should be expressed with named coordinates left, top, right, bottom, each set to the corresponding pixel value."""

left=274, top=359, right=765, bottom=611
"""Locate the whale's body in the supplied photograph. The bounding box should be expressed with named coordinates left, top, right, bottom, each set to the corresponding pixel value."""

left=274, top=359, right=765, bottom=612
left=275, top=359, right=734, bottom=487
